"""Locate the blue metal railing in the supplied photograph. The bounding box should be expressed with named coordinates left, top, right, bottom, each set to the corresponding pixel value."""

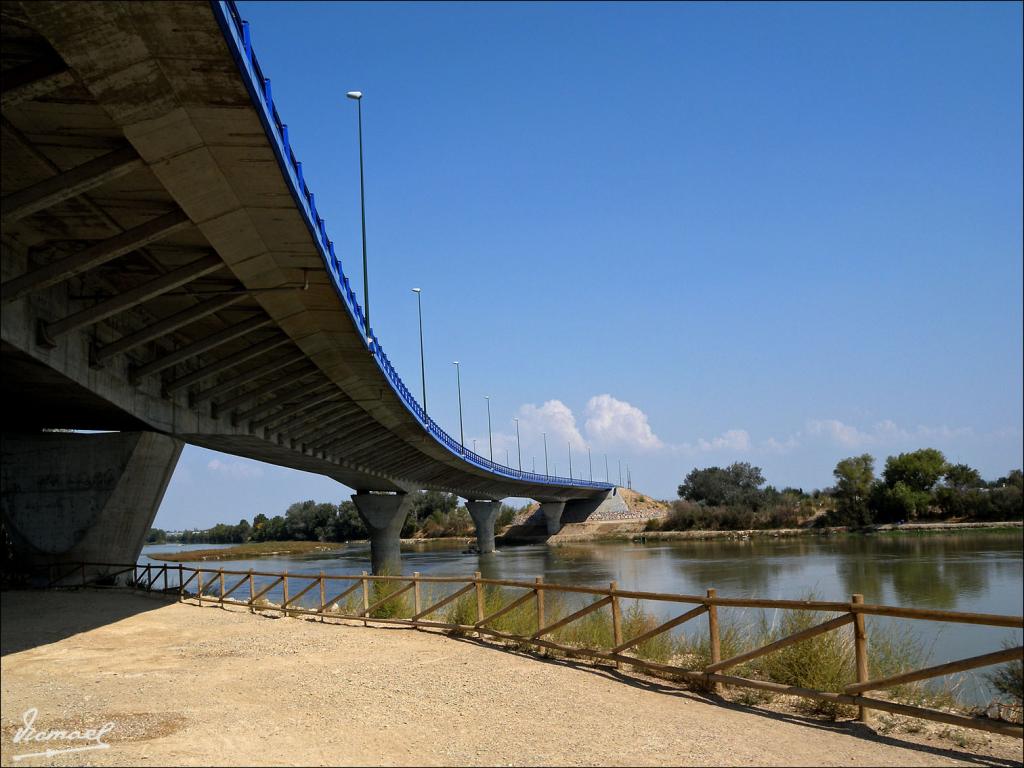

left=211, top=1, right=612, bottom=491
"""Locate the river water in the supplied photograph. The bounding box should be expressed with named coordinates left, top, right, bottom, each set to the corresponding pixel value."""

left=140, top=530, right=1023, bottom=705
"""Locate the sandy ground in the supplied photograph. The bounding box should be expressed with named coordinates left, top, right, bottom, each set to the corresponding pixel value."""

left=1, top=590, right=1021, bottom=767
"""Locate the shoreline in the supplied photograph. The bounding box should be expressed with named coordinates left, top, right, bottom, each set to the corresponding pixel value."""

left=148, top=522, right=1022, bottom=559
left=505, top=519, right=1024, bottom=546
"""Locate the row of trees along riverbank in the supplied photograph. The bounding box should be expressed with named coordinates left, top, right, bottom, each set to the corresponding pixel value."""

left=646, top=448, right=1022, bottom=533
left=147, top=492, right=525, bottom=545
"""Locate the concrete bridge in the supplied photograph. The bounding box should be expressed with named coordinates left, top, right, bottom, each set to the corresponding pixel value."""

left=0, top=0, right=623, bottom=574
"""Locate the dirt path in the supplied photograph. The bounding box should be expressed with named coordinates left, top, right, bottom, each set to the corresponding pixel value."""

left=1, top=591, right=1020, bottom=767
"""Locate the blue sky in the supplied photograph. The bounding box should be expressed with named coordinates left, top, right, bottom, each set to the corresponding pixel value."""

left=156, top=1, right=1022, bottom=530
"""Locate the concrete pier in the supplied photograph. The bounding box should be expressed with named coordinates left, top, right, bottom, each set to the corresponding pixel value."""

left=351, top=492, right=413, bottom=574
left=465, top=500, right=503, bottom=554
left=539, top=502, right=567, bottom=535
left=0, top=431, right=182, bottom=579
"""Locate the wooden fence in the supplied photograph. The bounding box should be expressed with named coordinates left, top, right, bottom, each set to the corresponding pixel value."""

left=33, top=561, right=1024, bottom=739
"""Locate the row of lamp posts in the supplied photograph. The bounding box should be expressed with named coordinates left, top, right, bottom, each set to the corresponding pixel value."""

left=343, top=91, right=630, bottom=487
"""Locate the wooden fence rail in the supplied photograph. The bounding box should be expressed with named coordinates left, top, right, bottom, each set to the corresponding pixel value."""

left=24, top=561, right=1024, bottom=739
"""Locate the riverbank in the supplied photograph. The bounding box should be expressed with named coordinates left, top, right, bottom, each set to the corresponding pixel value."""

left=2, top=590, right=1021, bottom=767
left=147, top=541, right=346, bottom=562
left=535, top=519, right=1024, bottom=545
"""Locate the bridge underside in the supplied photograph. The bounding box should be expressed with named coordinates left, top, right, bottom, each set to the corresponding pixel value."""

left=0, top=0, right=613, bottom=571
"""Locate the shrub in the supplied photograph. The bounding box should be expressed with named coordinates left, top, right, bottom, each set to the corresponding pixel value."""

left=752, top=607, right=856, bottom=719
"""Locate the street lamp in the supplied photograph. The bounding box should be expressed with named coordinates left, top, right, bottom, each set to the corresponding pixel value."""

left=568, top=442, right=573, bottom=479
left=485, top=395, right=493, bottom=461
left=618, top=459, right=622, bottom=487
left=588, top=446, right=593, bottom=481
left=345, top=90, right=371, bottom=348
left=411, top=288, right=426, bottom=415
left=513, top=417, right=522, bottom=470
left=605, top=454, right=609, bottom=483
left=452, top=361, right=464, bottom=448
left=543, top=432, right=548, bottom=477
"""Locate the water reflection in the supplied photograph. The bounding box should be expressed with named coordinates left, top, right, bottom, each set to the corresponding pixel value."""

left=140, top=530, right=1022, bottom=700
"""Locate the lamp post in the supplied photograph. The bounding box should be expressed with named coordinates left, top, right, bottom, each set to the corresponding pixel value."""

left=513, top=417, right=522, bottom=470
left=411, top=288, right=426, bottom=415
left=618, top=459, right=622, bottom=487
left=605, top=454, right=609, bottom=483
left=543, top=432, right=548, bottom=477
left=345, top=90, right=371, bottom=347
left=485, top=395, right=493, bottom=461
left=568, top=442, right=573, bottom=480
left=452, top=361, right=464, bottom=448
left=588, top=447, right=593, bottom=481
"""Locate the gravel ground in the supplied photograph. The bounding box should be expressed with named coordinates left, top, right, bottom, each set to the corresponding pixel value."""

left=1, top=590, right=1021, bottom=767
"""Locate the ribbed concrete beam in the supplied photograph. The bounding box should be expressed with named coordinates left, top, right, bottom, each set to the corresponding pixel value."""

left=1, top=210, right=191, bottom=304
left=0, top=54, right=74, bottom=108
left=250, top=388, right=337, bottom=432
left=1, top=146, right=143, bottom=225
left=189, top=349, right=304, bottom=404
left=92, top=292, right=248, bottom=366
left=38, top=255, right=223, bottom=346
left=212, top=367, right=318, bottom=416
left=232, top=378, right=330, bottom=425
left=287, top=404, right=361, bottom=444
left=131, top=316, right=272, bottom=382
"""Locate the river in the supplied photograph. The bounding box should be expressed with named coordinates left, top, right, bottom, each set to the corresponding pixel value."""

left=140, top=529, right=1023, bottom=705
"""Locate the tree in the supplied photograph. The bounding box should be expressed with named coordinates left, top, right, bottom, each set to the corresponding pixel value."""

left=882, top=449, right=947, bottom=493
left=329, top=501, right=367, bottom=541
left=831, top=454, right=875, bottom=527
left=678, top=463, right=766, bottom=508
left=943, top=463, right=984, bottom=491
left=145, top=528, right=167, bottom=544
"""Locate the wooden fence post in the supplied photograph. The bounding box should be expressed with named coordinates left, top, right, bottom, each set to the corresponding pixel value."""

left=707, top=588, right=720, bottom=693
left=178, top=564, right=183, bottom=601
left=610, top=581, right=623, bottom=670
left=474, top=571, right=484, bottom=638
left=248, top=569, right=255, bottom=613
left=218, top=568, right=225, bottom=608
left=282, top=571, right=289, bottom=616
left=853, top=593, right=870, bottom=724
left=196, top=569, right=203, bottom=604
left=146, top=563, right=152, bottom=591
left=163, top=565, right=168, bottom=593
left=361, top=571, right=369, bottom=626
left=535, top=576, right=545, bottom=634
left=413, top=572, right=422, bottom=626
left=319, top=571, right=326, bottom=622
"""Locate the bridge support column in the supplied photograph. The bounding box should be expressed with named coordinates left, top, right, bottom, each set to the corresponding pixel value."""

left=351, top=492, right=412, bottom=575
left=1, top=431, right=183, bottom=582
left=539, top=502, right=566, bottom=535
left=465, top=500, right=502, bottom=554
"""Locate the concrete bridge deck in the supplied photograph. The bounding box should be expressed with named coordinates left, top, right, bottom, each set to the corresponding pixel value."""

left=1, top=1, right=616, bottom=571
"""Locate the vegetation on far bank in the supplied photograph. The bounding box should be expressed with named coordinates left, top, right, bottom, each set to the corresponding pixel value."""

left=147, top=540, right=346, bottom=562
left=645, top=449, right=1022, bottom=534
left=147, top=492, right=524, bottom=547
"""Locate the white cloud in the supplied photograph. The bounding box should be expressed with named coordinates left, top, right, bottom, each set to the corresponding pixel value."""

left=806, top=419, right=872, bottom=447
left=805, top=419, right=973, bottom=448
left=207, top=458, right=264, bottom=479
left=583, top=394, right=663, bottom=451
left=676, top=428, right=752, bottom=455
left=516, top=399, right=587, bottom=453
